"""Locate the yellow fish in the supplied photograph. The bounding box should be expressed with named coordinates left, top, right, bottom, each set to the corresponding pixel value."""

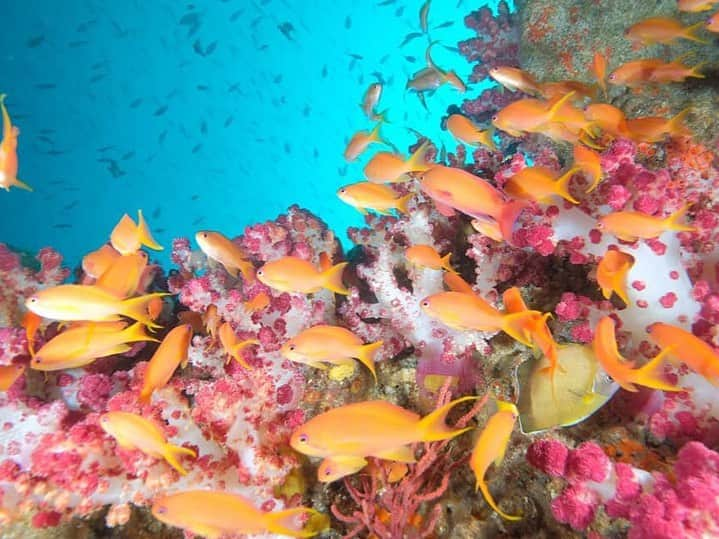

left=195, top=230, right=255, bottom=281
left=363, top=140, right=431, bottom=183
left=290, top=396, right=478, bottom=482
left=470, top=401, right=521, bottom=521
left=139, top=324, right=193, bottom=403
left=504, top=166, right=581, bottom=204
left=82, top=244, right=120, bottom=279
left=648, top=322, right=719, bottom=385
left=25, top=284, right=168, bottom=328
left=596, top=249, right=634, bottom=304
left=95, top=251, right=149, bottom=298
left=31, top=321, right=158, bottom=371
left=151, top=490, right=327, bottom=538
left=406, top=244, right=456, bottom=273
left=599, top=204, right=695, bottom=242
left=344, top=122, right=387, bottom=162
left=218, top=322, right=259, bottom=369
left=0, top=364, right=25, bottom=391
left=0, top=94, right=31, bottom=192
left=446, top=114, right=497, bottom=151
left=337, top=181, right=413, bottom=215
left=100, top=411, right=196, bottom=475
left=110, top=210, right=163, bottom=255
left=281, top=325, right=381, bottom=382
left=257, top=255, right=349, bottom=295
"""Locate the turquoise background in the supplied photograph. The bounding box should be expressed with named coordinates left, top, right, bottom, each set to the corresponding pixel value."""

left=0, top=0, right=510, bottom=268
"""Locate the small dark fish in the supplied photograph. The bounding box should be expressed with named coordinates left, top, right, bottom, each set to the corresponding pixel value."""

left=395, top=5, right=405, bottom=16
left=434, top=21, right=454, bottom=29
left=345, top=16, right=351, bottom=29
left=192, top=143, right=202, bottom=153
left=39, top=129, right=55, bottom=134
left=404, top=55, right=417, bottom=63
left=97, top=145, right=115, bottom=152
left=130, top=98, right=143, bottom=108
left=379, top=54, right=390, bottom=64
left=35, top=83, right=56, bottom=90
left=377, top=0, right=396, bottom=5
left=75, top=19, right=98, bottom=33
left=321, top=65, right=328, bottom=78
left=196, top=84, right=209, bottom=91
left=111, top=20, right=129, bottom=38
left=158, top=130, right=168, bottom=144
left=155, top=227, right=166, bottom=234
left=283, top=142, right=291, bottom=154
left=48, top=179, right=64, bottom=185
left=89, top=73, right=106, bottom=83
left=91, top=62, right=105, bottom=70
left=193, top=40, right=204, bottom=56
left=224, top=116, right=234, bottom=127
left=257, top=43, right=269, bottom=51
left=277, top=21, right=295, bottom=41
left=338, top=165, right=348, bottom=177
left=200, top=121, right=207, bottom=134
left=36, top=135, right=54, bottom=144
left=26, top=35, right=45, bottom=48
left=191, top=194, right=200, bottom=200
left=273, top=74, right=282, bottom=84
left=204, top=41, right=218, bottom=55
left=229, top=9, right=244, bottom=22
left=313, top=148, right=319, bottom=158
left=63, top=200, right=79, bottom=210
left=53, top=223, right=73, bottom=229
left=347, top=53, right=363, bottom=60
left=154, top=105, right=168, bottom=116
left=192, top=216, right=205, bottom=225
left=68, top=40, right=89, bottom=48
left=442, top=45, right=460, bottom=53
left=121, top=151, right=135, bottom=160
left=302, top=104, right=311, bottom=117
left=251, top=16, right=263, bottom=29
left=45, top=149, right=68, bottom=155
left=152, top=207, right=161, bottom=219
left=179, top=12, right=200, bottom=26
left=107, top=160, right=125, bottom=178
left=401, top=32, right=423, bottom=47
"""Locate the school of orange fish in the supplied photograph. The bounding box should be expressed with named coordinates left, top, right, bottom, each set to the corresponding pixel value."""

left=3, top=1, right=719, bottom=536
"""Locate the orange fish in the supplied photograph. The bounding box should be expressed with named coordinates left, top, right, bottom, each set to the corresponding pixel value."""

left=573, top=144, right=603, bottom=193
left=678, top=0, right=719, bottom=11
left=364, top=140, right=431, bottom=183
left=0, top=94, right=31, bottom=192
left=419, top=165, right=528, bottom=243
left=290, top=396, right=478, bottom=482
left=110, top=210, right=163, bottom=255
left=501, top=287, right=558, bottom=369
left=709, top=11, right=719, bottom=32
left=281, top=325, right=380, bottom=381
left=443, top=272, right=475, bottom=295
left=420, top=291, right=535, bottom=347
left=593, top=316, right=679, bottom=392
left=195, top=230, right=254, bottom=281
left=625, top=17, right=707, bottom=46
left=139, top=324, right=193, bottom=403
left=538, top=81, right=596, bottom=101
left=151, top=491, right=327, bottom=538
left=492, top=92, right=575, bottom=137
left=257, top=255, right=349, bottom=295
left=488, top=66, right=539, bottom=94
left=203, top=304, right=221, bottom=341
left=244, top=291, right=270, bottom=312
left=406, top=244, right=455, bottom=273
left=608, top=58, right=665, bottom=87
left=82, top=244, right=121, bottom=279
left=648, top=59, right=705, bottom=84
left=599, top=204, right=695, bottom=241
left=32, top=321, right=158, bottom=371
left=470, top=401, right=521, bottom=521
left=0, top=364, right=25, bottom=391
left=21, top=310, right=42, bottom=357
left=648, top=322, right=719, bottom=384
left=218, top=322, right=258, bottom=369
left=344, top=122, right=387, bottom=162
left=95, top=251, right=149, bottom=298
left=100, top=411, right=196, bottom=475
left=360, top=83, right=386, bottom=122
left=505, top=166, right=580, bottom=204
left=337, top=182, right=413, bottom=215
left=25, top=284, right=168, bottom=328
left=626, top=108, right=692, bottom=143
left=584, top=104, right=629, bottom=139
left=147, top=296, right=164, bottom=320
left=446, top=114, right=496, bottom=151
left=596, top=249, right=634, bottom=304
left=592, top=52, right=608, bottom=98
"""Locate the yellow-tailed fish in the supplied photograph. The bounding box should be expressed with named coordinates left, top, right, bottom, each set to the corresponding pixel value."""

left=596, top=249, right=634, bottom=304
left=446, top=114, right=496, bottom=151
left=100, top=411, right=196, bottom=475
left=599, top=204, right=695, bottom=242
left=0, top=94, right=31, bottom=192
left=21, top=310, right=42, bottom=357
left=470, top=400, right=521, bottom=520
left=25, top=284, right=168, bottom=328
left=257, top=255, right=349, bottom=295
left=363, top=140, right=431, bottom=183
left=110, top=210, right=163, bottom=255
left=151, top=490, right=327, bottom=538
left=406, top=244, right=456, bottom=273
left=95, top=251, right=148, bottom=298
left=281, top=324, right=380, bottom=382
left=488, top=66, right=539, bottom=94
left=337, top=181, right=413, bottom=215
left=195, top=230, right=255, bottom=281
left=505, top=166, right=581, bottom=204
left=139, top=324, right=193, bottom=403
left=218, top=322, right=259, bottom=369
left=573, top=144, right=603, bottom=193
left=344, top=122, right=387, bottom=162
left=0, top=364, right=25, bottom=391
left=31, top=321, right=158, bottom=371
left=648, top=322, right=719, bottom=385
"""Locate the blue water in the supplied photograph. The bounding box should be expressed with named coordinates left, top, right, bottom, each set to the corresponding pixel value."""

left=0, top=0, right=510, bottom=269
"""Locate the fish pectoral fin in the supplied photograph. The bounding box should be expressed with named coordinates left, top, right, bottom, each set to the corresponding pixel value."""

left=372, top=445, right=416, bottom=463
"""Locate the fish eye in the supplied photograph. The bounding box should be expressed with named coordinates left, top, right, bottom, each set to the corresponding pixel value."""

left=257, top=269, right=264, bottom=276
left=608, top=73, right=616, bottom=81
left=28, top=297, right=37, bottom=303
left=201, top=233, right=207, bottom=238
left=421, top=300, right=430, bottom=308
left=32, top=357, right=41, bottom=363
left=324, top=468, right=332, bottom=476
left=100, top=416, right=108, bottom=423
left=339, top=188, right=346, bottom=194
left=156, top=506, right=167, bottom=515
left=288, top=344, right=296, bottom=351
left=491, top=115, right=498, bottom=122
left=298, top=434, right=308, bottom=443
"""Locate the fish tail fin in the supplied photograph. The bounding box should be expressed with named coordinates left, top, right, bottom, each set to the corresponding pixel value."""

left=374, top=108, right=391, bottom=124
left=496, top=200, right=529, bottom=244
left=683, top=21, right=709, bottom=44
left=265, top=508, right=330, bottom=538
left=229, top=339, right=259, bottom=368
left=664, top=203, right=697, bottom=233
left=632, top=347, right=682, bottom=392
left=546, top=91, right=576, bottom=123
left=417, top=395, right=479, bottom=442
left=136, top=209, right=163, bottom=251
left=500, top=311, right=539, bottom=347
left=121, top=321, right=161, bottom=344
left=554, top=167, right=581, bottom=204
left=356, top=341, right=382, bottom=383
left=11, top=178, right=32, bottom=192
left=395, top=192, right=414, bottom=215
left=478, top=126, right=497, bottom=151
left=368, top=122, right=384, bottom=144
left=321, top=262, right=349, bottom=295
left=162, top=443, right=197, bottom=475
left=610, top=269, right=631, bottom=304
left=477, top=479, right=522, bottom=521
left=405, top=140, right=432, bottom=172
left=668, top=107, right=693, bottom=138
left=119, top=292, right=170, bottom=329
left=689, top=61, right=707, bottom=79
left=440, top=252, right=456, bottom=273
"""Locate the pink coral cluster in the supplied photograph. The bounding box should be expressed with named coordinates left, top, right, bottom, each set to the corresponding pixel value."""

left=528, top=439, right=719, bottom=537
